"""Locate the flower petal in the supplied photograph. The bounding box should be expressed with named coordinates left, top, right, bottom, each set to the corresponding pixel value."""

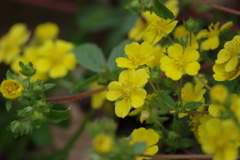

left=131, top=89, right=147, bottom=108
left=168, top=44, right=183, bottom=59
left=184, top=62, right=200, bottom=76
left=115, top=97, right=131, bottom=118
left=225, top=56, right=238, bottom=72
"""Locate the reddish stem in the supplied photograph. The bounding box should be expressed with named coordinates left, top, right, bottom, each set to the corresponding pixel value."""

left=192, top=0, right=240, bottom=15
left=46, top=87, right=107, bottom=103
left=139, top=154, right=213, bottom=159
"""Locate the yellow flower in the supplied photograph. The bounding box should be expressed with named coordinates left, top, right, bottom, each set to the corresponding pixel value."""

left=198, top=119, right=239, bottom=160
left=210, top=84, right=228, bottom=104
left=11, top=47, right=49, bottom=82
left=215, top=35, right=240, bottom=72
left=160, top=44, right=200, bottom=80
left=0, top=79, right=24, bottom=100
left=116, top=42, right=154, bottom=69
left=174, top=25, right=199, bottom=49
left=93, top=134, right=114, bottom=155
left=179, top=76, right=206, bottom=118
left=129, top=127, right=160, bottom=160
left=35, top=39, right=76, bottom=79
left=143, top=17, right=178, bottom=45
left=146, top=45, right=166, bottom=68
left=35, top=22, right=59, bottom=41
left=213, top=63, right=240, bottom=81
left=106, top=69, right=149, bottom=118
left=128, top=11, right=158, bottom=41
left=0, top=23, right=30, bottom=64
left=197, top=21, right=233, bottom=50
left=90, top=82, right=107, bottom=109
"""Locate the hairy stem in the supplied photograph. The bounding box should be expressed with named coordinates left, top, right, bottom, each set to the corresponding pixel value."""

left=46, top=87, right=107, bottom=103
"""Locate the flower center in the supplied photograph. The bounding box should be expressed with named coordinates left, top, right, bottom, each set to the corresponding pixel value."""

left=4, top=82, right=20, bottom=96
left=122, top=80, right=133, bottom=97
left=173, top=59, right=186, bottom=70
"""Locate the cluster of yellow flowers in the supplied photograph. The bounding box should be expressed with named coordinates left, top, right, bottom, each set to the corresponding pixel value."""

left=0, top=22, right=77, bottom=81
left=103, top=0, right=240, bottom=159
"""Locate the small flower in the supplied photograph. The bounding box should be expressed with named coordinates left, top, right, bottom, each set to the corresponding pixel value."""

left=116, top=42, right=154, bottom=69
left=0, top=79, right=24, bottom=100
left=106, top=69, right=149, bottom=118
left=210, top=84, right=228, bottom=104
left=174, top=25, right=199, bottom=49
left=160, top=44, right=200, bottom=80
left=213, top=63, right=240, bottom=81
left=0, top=23, right=30, bottom=64
left=93, top=134, right=114, bottom=155
left=197, top=21, right=233, bottom=50
left=198, top=119, right=239, bottom=160
left=143, top=17, right=178, bottom=45
left=36, top=39, right=76, bottom=79
left=129, top=127, right=160, bottom=160
left=215, top=35, right=240, bottom=72
left=146, top=45, right=166, bottom=68
left=34, top=22, right=59, bottom=41
left=128, top=11, right=158, bottom=41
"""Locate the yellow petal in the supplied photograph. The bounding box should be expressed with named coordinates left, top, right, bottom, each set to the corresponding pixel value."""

left=131, top=89, right=147, bottom=108
left=132, top=69, right=149, bottom=88
left=225, top=56, right=238, bottom=72
left=215, top=49, right=231, bottom=64
left=145, top=129, right=160, bottom=146
left=184, top=62, right=200, bottom=75
left=36, top=58, right=52, bottom=72
left=115, top=97, right=131, bottom=118
left=116, top=57, right=136, bottom=69
left=183, top=46, right=199, bottom=62
left=49, top=64, right=67, bottom=78
left=168, top=44, right=183, bottom=59
left=201, top=36, right=219, bottom=50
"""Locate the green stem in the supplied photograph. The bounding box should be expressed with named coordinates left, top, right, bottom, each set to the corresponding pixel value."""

left=149, top=80, right=157, bottom=92
left=195, top=75, right=211, bottom=91
left=62, top=108, right=95, bottom=152
left=202, top=51, right=214, bottom=64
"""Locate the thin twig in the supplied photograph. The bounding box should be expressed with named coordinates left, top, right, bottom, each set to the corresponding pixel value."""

left=191, top=0, right=240, bottom=15
left=46, top=87, right=107, bottom=103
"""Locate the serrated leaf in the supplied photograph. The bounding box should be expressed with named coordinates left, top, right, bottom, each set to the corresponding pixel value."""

left=107, top=40, right=132, bottom=71
left=47, top=108, right=70, bottom=123
left=133, top=142, right=146, bottom=154
left=6, top=100, right=12, bottom=111
left=71, top=74, right=99, bottom=93
left=6, top=70, right=16, bottom=79
left=153, top=0, right=174, bottom=19
left=44, top=83, right=57, bottom=91
left=184, top=101, right=203, bottom=110
left=74, top=43, right=107, bottom=72
left=179, top=138, right=195, bottom=148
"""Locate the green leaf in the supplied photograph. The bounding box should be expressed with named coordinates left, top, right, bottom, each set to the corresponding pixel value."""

left=47, top=108, right=70, bottom=123
left=179, top=138, right=195, bottom=148
left=153, top=0, right=174, bottom=19
left=6, top=70, right=16, bottom=79
left=107, top=40, right=132, bottom=71
left=132, top=142, right=146, bottom=154
left=6, top=100, right=12, bottom=111
left=31, top=123, right=52, bottom=147
left=74, top=43, right=107, bottom=72
left=44, top=83, right=56, bottom=91
left=184, top=101, right=203, bottom=110
left=157, top=91, right=176, bottom=111
left=71, top=74, right=99, bottom=93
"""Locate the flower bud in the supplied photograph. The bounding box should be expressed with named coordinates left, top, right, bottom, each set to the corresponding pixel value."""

left=19, top=61, right=36, bottom=77
left=184, top=18, right=198, bottom=32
